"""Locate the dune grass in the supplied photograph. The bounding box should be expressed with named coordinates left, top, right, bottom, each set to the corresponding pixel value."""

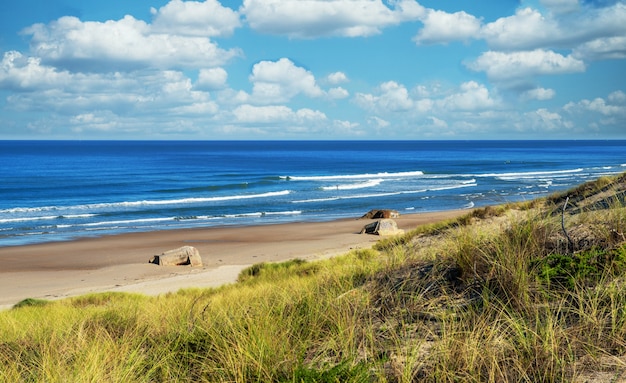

left=2, top=173, right=626, bottom=382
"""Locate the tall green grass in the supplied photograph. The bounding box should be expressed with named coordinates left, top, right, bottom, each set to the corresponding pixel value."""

left=2, top=173, right=626, bottom=382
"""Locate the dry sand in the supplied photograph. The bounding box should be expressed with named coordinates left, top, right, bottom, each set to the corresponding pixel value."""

left=0, top=211, right=467, bottom=310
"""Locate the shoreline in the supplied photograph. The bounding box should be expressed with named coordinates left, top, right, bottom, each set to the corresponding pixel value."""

left=0, top=210, right=468, bottom=309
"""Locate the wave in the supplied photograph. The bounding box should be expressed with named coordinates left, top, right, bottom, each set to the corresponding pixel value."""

left=29, top=210, right=305, bottom=229
left=283, top=170, right=424, bottom=181
left=321, top=178, right=384, bottom=191
left=476, top=168, right=584, bottom=179
left=293, top=182, right=477, bottom=203
left=427, top=182, right=477, bottom=192
left=222, top=210, right=302, bottom=218
left=0, top=214, right=96, bottom=224
left=0, top=190, right=291, bottom=215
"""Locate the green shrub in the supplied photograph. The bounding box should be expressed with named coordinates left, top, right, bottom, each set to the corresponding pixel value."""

left=534, top=244, right=626, bottom=289
left=12, top=298, right=50, bottom=309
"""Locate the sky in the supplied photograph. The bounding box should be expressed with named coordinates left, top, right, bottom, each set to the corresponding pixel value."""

left=0, top=0, right=625, bottom=140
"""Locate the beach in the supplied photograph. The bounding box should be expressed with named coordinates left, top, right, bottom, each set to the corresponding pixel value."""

left=0, top=210, right=468, bottom=310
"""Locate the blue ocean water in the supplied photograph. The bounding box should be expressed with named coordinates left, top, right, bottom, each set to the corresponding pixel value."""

left=1, top=140, right=625, bottom=247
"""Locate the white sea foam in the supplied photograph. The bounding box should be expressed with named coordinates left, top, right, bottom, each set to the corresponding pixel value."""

left=67, top=210, right=304, bottom=228
left=321, top=178, right=384, bottom=191
left=0, top=213, right=96, bottom=224
left=223, top=210, right=302, bottom=218
left=292, top=191, right=419, bottom=204
left=82, top=217, right=175, bottom=227
left=283, top=170, right=424, bottom=181
left=428, top=183, right=477, bottom=192
left=481, top=168, right=584, bottom=179
left=0, top=191, right=291, bottom=215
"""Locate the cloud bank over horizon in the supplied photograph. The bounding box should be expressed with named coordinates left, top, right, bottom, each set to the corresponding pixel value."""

left=0, top=0, right=624, bottom=139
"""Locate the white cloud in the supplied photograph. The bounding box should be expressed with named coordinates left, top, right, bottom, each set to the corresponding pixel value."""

left=565, top=93, right=626, bottom=116
left=354, top=81, right=414, bottom=112
left=413, top=9, right=481, bottom=45
left=2, top=56, right=213, bottom=119
left=438, top=81, right=497, bottom=111
left=479, top=3, right=626, bottom=51
left=196, top=67, right=228, bottom=90
left=609, top=90, right=626, bottom=103
left=151, top=0, right=241, bottom=37
left=526, top=108, right=572, bottom=131
left=326, top=71, right=349, bottom=84
left=378, top=81, right=413, bottom=111
left=333, top=119, right=362, bottom=133
left=368, top=116, right=389, bottom=128
left=0, top=51, right=72, bottom=90
left=328, top=87, right=349, bottom=99
left=573, top=36, right=626, bottom=60
left=233, top=104, right=327, bottom=123
left=466, top=49, right=586, bottom=84
left=22, top=15, right=240, bottom=72
left=428, top=116, right=448, bottom=128
left=240, top=0, right=425, bottom=38
left=522, top=87, right=556, bottom=101
left=480, top=8, right=561, bottom=50
left=249, top=58, right=324, bottom=103
left=172, top=101, right=219, bottom=115
left=355, top=80, right=498, bottom=117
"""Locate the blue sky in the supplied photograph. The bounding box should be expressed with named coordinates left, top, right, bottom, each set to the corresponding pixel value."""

left=0, top=0, right=625, bottom=140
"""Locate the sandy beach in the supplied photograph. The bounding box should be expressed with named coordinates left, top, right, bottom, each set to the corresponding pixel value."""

left=0, top=211, right=467, bottom=309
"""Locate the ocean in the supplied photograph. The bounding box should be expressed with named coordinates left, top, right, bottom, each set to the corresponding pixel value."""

left=1, top=140, right=625, bottom=247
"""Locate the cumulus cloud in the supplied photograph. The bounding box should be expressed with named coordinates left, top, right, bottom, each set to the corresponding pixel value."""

left=437, top=81, right=497, bottom=111
left=479, top=2, right=626, bottom=51
left=354, top=81, right=413, bottom=112
left=480, top=8, right=561, bottom=50
left=150, top=0, right=241, bottom=37
left=22, top=15, right=241, bottom=72
left=564, top=91, right=626, bottom=116
left=196, top=67, right=228, bottom=90
left=526, top=108, right=572, bottom=131
left=233, top=104, right=327, bottom=123
left=355, top=79, right=500, bottom=118
left=240, top=0, right=425, bottom=38
left=248, top=58, right=324, bottom=103
left=428, top=116, right=448, bottom=128
left=368, top=116, right=390, bottom=128
left=466, top=49, right=586, bottom=85
left=522, top=87, right=556, bottom=101
left=413, top=9, right=481, bottom=45
left=2, top=54, right=212, bottom=118
left=0, top=51, right=73, bottom=90
left=326, top=71, right=349, bottom=84
left=328, top=87, right=349, bottom=99
left=573, top=36, right=626, bottom=60
left=171, top=101, right=220, bottom=115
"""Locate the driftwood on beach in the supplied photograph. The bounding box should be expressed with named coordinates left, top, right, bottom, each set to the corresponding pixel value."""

left=149, top=246, right=203, bottom=267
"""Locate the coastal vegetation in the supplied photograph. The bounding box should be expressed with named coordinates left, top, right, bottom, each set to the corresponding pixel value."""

left=1, top=173, right=626, bottom=382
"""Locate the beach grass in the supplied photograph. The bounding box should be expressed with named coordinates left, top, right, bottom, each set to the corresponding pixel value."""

left=1, top=173, right=626, bottom=382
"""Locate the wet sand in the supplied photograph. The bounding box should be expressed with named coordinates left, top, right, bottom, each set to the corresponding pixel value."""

left=0, top=210, right=467, bottom=309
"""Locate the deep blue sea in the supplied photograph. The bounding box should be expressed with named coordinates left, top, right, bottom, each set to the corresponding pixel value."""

left=1, top=140, right=625, bottom=247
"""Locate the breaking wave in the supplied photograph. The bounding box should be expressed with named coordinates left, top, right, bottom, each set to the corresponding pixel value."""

left=283, top=170, right=424, bottom=181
